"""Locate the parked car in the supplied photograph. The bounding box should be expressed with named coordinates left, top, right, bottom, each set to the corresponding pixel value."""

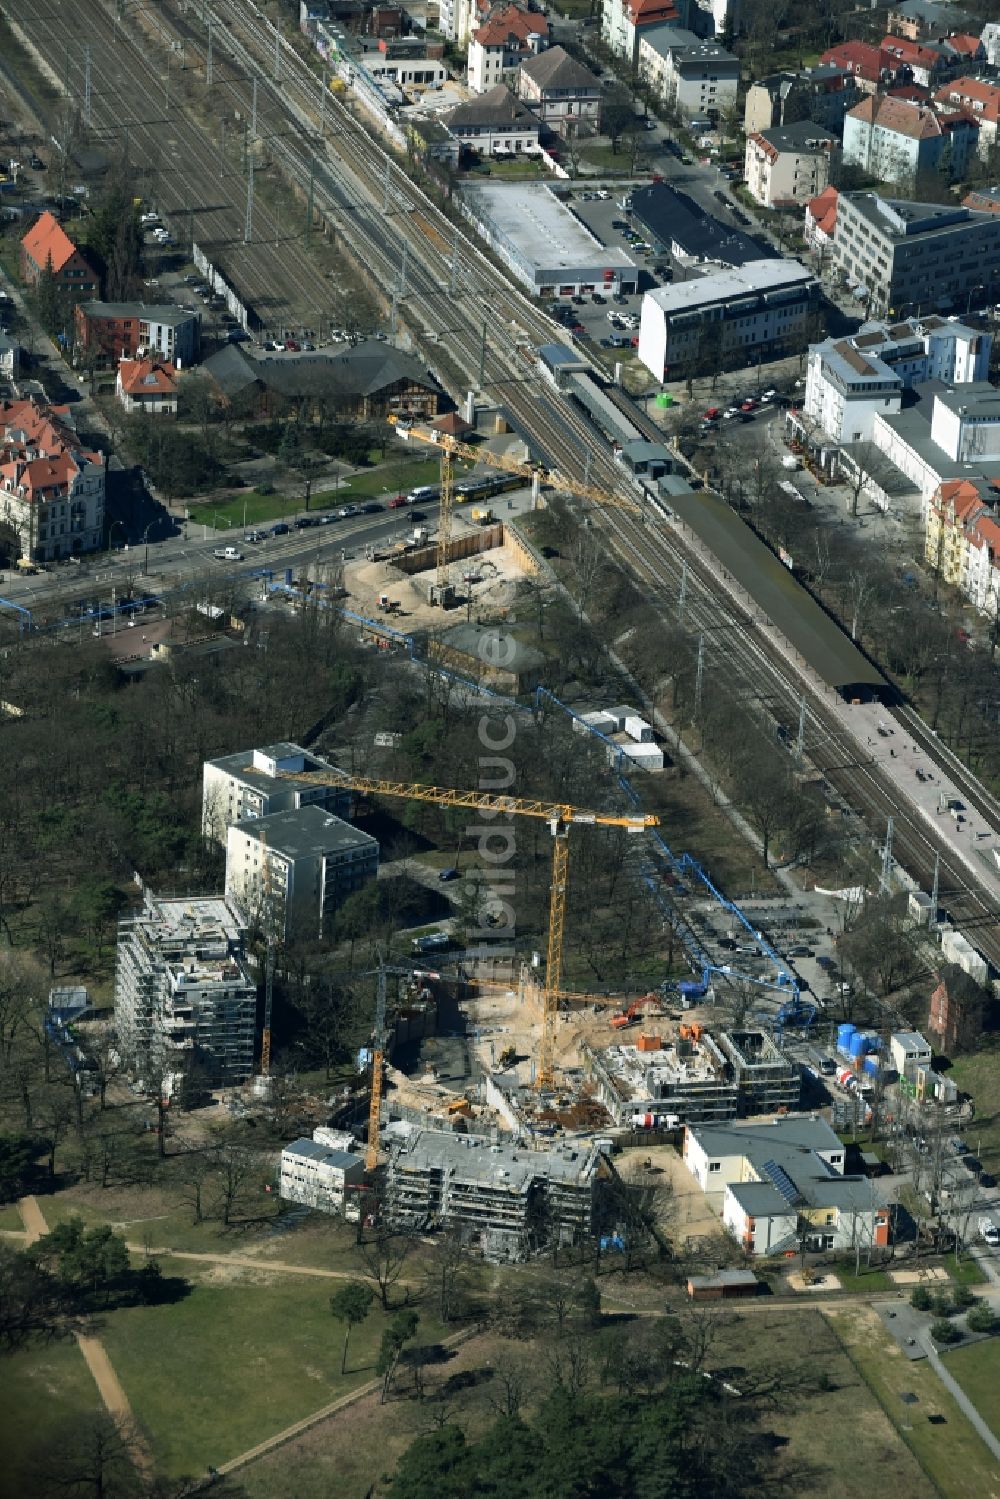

left=362, top=502, right=383, bottom=513
left=243, top=530, right=266, bottom=543
left=439, top=867, right=459, bottom=882
left=338, top=504, right=358, bottom=518
left=270, top=522, right=289, bottom=536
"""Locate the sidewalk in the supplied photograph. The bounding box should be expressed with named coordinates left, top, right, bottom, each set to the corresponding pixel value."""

left=924, top=1338, right=1000, bottom=1462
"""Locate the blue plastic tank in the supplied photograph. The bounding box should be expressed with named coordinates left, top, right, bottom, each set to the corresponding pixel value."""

left=837, top=1023, right=856, bottom=1056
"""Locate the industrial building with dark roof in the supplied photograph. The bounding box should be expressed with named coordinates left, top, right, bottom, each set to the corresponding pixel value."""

left=629, top=183, right=772, bottom=270
left=202, top=339, right=441, bottom=419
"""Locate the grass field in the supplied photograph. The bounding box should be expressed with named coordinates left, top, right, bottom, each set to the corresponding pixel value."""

left=201, top=457, right=448, bottom=529
left=946, top=1257, right=988, bottom=1286
left=101, top=1259, right=444, bottom=1479
left=0, top=1200, right=26, bottom=1231
left=0, top=1337, right=105, bottom=1498
left=945, top=1338, right=1000, bottom=1439
left=33, top=1180, right=362, bottom=1267
left=834, top=1265, right=894, bottom=1294
left=945, top=1051, right=1000, bottom=1174
left=829, top=1305, right=999, bottom=1496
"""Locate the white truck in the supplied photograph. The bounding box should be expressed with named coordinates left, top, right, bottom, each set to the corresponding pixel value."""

left=979, top=1216, right=999, bottom=1246
left=213, top=545, right=243, bottom=562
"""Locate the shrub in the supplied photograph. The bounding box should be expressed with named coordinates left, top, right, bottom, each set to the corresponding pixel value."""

left=966, top=1305, right=997, bottom=1334
left=911, top=1285, right=932, bottom=1311
left=930, top=1290, right=953, bottom=1317
left=952, top=1284, right=975, bottom=1309
left=930, top=1319, right=962, bottom=1344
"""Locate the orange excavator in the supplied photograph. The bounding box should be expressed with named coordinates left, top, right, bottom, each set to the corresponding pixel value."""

left=610, top=993, right=660, bottom=1030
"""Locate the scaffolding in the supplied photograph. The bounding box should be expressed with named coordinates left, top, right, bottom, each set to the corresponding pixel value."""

left=114, top=891, right=257, bottom=1088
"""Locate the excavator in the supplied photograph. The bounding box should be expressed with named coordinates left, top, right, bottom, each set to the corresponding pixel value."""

left=610, top=993, right=661, bottom=1030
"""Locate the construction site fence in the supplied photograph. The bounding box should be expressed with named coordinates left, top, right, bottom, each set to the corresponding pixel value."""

left=392, top=524, right=504, bottom=575
left=503, top=522, right=546, bottom=577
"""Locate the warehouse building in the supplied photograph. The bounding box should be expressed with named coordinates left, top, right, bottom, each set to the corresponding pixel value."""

left=114, top=889, right=257, bottom=1088
left=383, top=1124, right=600, bottom=1260
left=459, top=182, right=638, bottom=297
left=637, top=258, right=819, bottom=379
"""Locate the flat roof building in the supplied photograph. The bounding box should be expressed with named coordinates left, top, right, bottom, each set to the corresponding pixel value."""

left=226, top=805, right=379, bottom=942
left=384, top=1124, right=600, bottom=1260
left=279, top=1133, right=365, bottom=1215
left=114, top=889, right=257, bottom=1088
left=202, top=742, right=351, bottom=845
left=832, top=193, right=1000, bottom=318
left=459, top=182, right=638, bottom=296
left=637, top=258, right=819, bottom=380
left=629, top=182, right=771, bottom=271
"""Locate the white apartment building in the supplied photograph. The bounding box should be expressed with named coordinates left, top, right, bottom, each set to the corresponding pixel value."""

left=637, top=25, right=739, bottom=118
left=279, top=1133, right=365, bottom=1214
left=201, top=742, right=350, bottom=845
left=842, top=94, right=977, bottom=183
left=602, top=0, right=698, bottom=65
left=744, top=121, right=835, bottom=209
left=0, top=396, right=105, bottom=562
left=933, top=76, right=1000, bottom=156
left=114, top=890, right=257, bottom=1088
left=803, top=316, right=990, bottom=445
left=637, top=259, right=819, bottom=380
left=467, top=3, right=548, bottom=94
left=225, top=804, right=379, bottom=942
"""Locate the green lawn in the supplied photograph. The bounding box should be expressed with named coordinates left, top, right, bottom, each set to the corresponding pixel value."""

left=34, top=1182, right=360, bottom=1266
left=201, top=456, right=448, bottom=528
left=0, top=1200, right=26, bottom=1231
left=946, top=1257, right=988, bottom=1287
left=0, top=1337, right=105, bottom=1498
left=945, top=1339, right=1000, bottom=1439
left=944, top=1052, right=1000, bottom=1175
left=709, top=1309, right=933, bottom=1498
left=833, top=1265, right=894, bottom=1294
left=102, top=1258, right=444, bottom=1478
left=829, top=1306, right=999, bottom=1497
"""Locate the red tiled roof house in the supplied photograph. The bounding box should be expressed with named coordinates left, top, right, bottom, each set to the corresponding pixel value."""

left=20, top=211, right=99, bottom=297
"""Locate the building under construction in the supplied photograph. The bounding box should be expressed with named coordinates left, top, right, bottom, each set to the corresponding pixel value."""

left=382, top=1123, right=601, bottom=1261
left=588, top=1027, right=798, bottom=1127
left=114, top=889, right=257, bottom=1089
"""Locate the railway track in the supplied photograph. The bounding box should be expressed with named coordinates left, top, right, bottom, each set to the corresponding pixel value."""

left=11, top=0, right=1000, bottom=969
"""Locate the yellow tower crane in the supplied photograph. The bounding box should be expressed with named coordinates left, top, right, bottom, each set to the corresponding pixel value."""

left=319, top=772, right=658, bottom=1091
left=387, top=416, right=647, bottom=557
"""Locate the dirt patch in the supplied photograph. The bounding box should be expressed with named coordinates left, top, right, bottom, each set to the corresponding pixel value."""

left=346, top=537, right=530, bottom=633
left=891, top=1267, right=949, bottom=1285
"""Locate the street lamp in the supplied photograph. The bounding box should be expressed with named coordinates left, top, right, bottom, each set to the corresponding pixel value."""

left=965, top=284, right=984, bottom=318
left=142, top=522, right=155, bottom=575
left=108, top=520, right=125, bottom=556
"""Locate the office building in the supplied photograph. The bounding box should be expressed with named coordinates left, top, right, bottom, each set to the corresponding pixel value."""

left=831, top=193, right=1000, bottom=317
left=637, top=258, right=819, bottom=379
